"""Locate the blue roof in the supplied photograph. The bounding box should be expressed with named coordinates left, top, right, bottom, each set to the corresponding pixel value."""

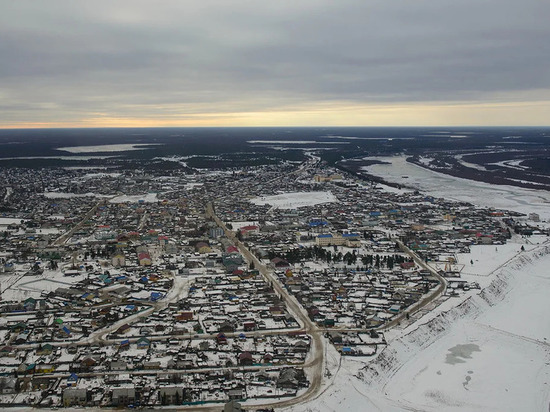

left=317, top=234, right=333, bottom=238
left=342, top=233, right=359, bottom=238
left=309, top=220, right=328, bottom=227
left=62, top=326, right=71, bottom=335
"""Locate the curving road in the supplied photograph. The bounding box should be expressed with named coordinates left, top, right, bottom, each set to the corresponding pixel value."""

left=380, top=240, right=448, bottom=330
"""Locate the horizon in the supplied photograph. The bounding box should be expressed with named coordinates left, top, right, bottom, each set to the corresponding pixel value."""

left=2, top=1, right=549, bottom=129
left=1, top=125, right=550, bottom=131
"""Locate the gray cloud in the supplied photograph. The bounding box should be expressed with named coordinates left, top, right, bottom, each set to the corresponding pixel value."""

left=1, top=0, right=549, bottom=124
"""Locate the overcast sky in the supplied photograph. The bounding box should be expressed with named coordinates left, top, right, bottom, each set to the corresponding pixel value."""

left=1, top=0, right=549, bottom=127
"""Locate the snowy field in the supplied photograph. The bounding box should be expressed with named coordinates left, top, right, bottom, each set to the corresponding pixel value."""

left=378, top=244, right=550, bottom=412
left=250, top=191, right=336, bottom=209
left=364, top=155, right=550, bottom=220
left=43, top=191, right=109, bottom=199
left=56, top=143, right=163, bottom=153
left=247, top=140, right=350, bottom=145
left=228, top=221, right=260, bottom=231
left=0, top=218, right=23, bottom=225
left=1, top=269, right=89, bottom=301
left=108, top=193, right=159, bottom=203
left=284, top=241, right=550, bottom=412
left=0, top=155, right=116, bottom=160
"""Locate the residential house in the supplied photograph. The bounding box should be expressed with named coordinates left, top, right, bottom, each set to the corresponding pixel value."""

left=159, top=386, right=184, bottom=405
left=111, top=252, right=126, bottom=267
left=63, top=388, right=88, bottom=407
left=111, top=387, right=135, bottom=406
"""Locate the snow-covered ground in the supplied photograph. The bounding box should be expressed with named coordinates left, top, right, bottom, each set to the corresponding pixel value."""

left=228, top=221, right=260, bottom=231
left=363, top=155, right=550, bottom=221
left=247, top=140, right=350, bottom=145
left=108, top=193, right=159, bottom=203
left=284, top=240, right=550, bottom=412
left=56, top=143, right=163, bottom=153
left=375, top=244, right=550, bottom=412
left=1, top=268, right=89, bottom=301
left=80, top=172, right=123, bottom=179
left=0, top=218, right=23, bottom=225
left=43, top=191, right=109, bottom=199
left=250, top=191, right=336, bottom=209
left=0, top=155, right=116, bottom=160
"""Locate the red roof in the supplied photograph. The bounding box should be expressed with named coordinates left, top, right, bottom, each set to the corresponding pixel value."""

left=271, top=257, right=290, bottom=267
left=226, top=246, right=239, bottom=253
left=239, top=351, right=253, bottom=360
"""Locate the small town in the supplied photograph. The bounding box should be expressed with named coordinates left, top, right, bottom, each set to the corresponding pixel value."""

left=0, top=156, right=544, bottom=410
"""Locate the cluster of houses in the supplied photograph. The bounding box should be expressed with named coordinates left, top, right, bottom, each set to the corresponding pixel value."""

left=0, top=166, right=317, bottom=407
left=0, top=156, right=541, bottom=409
left=276, top=264, right=438, bottom=329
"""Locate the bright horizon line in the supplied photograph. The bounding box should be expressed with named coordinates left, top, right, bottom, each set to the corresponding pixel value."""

left=2, top=99, right=550, bottom=130
left=1, top=124, right=550, bottom=130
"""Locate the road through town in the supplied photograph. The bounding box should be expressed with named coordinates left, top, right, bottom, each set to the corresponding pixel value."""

left=206, top=202, right=325, bottom=410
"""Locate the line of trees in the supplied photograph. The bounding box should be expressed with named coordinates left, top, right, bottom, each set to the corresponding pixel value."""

left=268, top=245, right=412, bottom=269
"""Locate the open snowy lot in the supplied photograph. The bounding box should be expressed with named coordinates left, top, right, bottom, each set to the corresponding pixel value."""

left=1, top=269, right=89, bottom=301
left=250, top=191, right=336, bottom=209
left=0, top=218, right=23, bottom=225
left=43, top=191, right=109, bottom=199
left=108, top=193, right=159, bottom=203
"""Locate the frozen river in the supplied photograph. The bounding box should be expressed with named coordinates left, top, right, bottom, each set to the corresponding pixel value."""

left=364, top=155, right=550, bottom=221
